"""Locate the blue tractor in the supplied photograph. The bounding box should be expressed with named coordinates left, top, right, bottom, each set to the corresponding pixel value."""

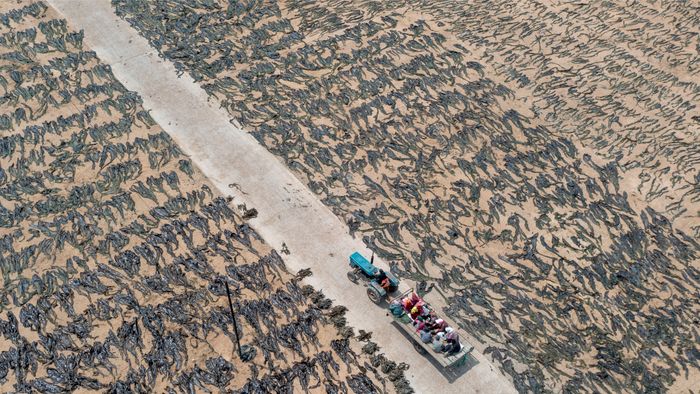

left=347, top=252, right=400, bottom=303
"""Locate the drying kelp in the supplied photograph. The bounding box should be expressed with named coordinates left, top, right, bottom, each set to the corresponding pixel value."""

left=0, top=2, right=405, bottom=392
left=113, top=0, right=700, bottom=391
left=278, top=0, right=700, bottom=237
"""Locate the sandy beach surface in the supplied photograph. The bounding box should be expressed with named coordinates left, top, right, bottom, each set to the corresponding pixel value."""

left=107, top=0, right=700, bottom=392
left=0, top=1, right=412, bottom=392
left=1, top=0, right=698, bottom=392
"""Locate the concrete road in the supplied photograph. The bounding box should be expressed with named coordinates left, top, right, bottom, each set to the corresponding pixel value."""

left=47, top=1, right=516, bottom=392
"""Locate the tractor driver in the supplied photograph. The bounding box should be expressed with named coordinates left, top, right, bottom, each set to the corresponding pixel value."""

left=375, top=269, right=390, bottom=291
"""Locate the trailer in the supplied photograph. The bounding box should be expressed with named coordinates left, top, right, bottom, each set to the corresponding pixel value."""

left=389, top=289, right=474, bottom=368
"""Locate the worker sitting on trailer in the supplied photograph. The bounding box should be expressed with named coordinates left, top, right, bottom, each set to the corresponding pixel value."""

left=442, top=327, right=461, bottom=356
left=420, top=311, right=438, bottom=329
left=413, top=311, right=437, bottom=331
left=375, top=269, right=391, bottom=291
left=410, top=304, right=426, bottom=319
left=401, top=292, right=422, bottom=311
left=430, top=318, right=448, bottom=334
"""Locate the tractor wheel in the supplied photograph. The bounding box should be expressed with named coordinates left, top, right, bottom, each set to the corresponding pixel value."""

left=367, top=287, right=381, bottom=304
left=347, top=271, right=359, bottom=283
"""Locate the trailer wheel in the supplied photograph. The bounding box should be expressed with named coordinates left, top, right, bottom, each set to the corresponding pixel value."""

left=412, top=340, right=427, bottom=355
left=347, top=271, right=359, bottom=283
left=367, top=287, right=381, bottom=304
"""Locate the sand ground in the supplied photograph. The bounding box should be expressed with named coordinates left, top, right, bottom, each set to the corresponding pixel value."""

left=0, top=1, right=414, bottom=392
left=46, top=0, right=516, bottom=392
left=106, top=0, right=700, bottom=392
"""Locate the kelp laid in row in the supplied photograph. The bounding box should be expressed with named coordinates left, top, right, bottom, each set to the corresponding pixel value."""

left=113, top=0, right=700, bottom=392
left=0, top=2, right=408, bottom=392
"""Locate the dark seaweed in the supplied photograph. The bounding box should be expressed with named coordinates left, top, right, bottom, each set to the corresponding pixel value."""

left=112, top=0, right=700, bottom=392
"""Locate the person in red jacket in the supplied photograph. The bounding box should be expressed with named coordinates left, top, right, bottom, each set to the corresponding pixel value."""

left=375, top=269, right=391, bottom=291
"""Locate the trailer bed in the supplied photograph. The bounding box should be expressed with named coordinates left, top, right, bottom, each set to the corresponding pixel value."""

left=389, top=290, right=473, bottom=368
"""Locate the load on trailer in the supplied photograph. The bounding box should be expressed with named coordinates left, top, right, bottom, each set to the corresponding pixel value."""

left=389, top=289, right=473, bottom=368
